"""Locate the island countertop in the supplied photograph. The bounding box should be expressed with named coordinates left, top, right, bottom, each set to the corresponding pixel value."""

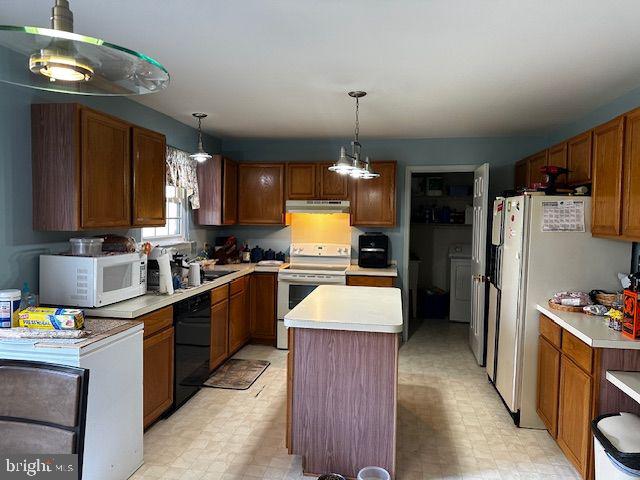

left=284, top=285, right=403, bottom=333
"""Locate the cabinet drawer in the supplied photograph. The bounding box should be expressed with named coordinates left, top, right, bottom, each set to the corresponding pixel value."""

left=140, top=306, right=173, bottom=339
left=561, top=330, right=593, bottom=374
left=539, top=314, right=562, bottom=348
left=211, top=284, right=229, bottom=305
left=346, top=275, right=395, bottom=287
left=229, top=276, right=246, bottom=296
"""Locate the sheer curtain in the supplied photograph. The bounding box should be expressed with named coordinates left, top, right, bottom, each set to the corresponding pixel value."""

left=165, top=146, right=200, bottom=209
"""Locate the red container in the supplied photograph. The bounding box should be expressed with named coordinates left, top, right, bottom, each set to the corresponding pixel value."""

left=622, top=289, right=640, bottom=339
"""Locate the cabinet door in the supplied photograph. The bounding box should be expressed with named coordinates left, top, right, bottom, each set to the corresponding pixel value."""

left=132, top=127, right=166, bottom=226
left=210, top=299, right=229, bottom=371
left=592, top=117, right=624, bottom=237
left=557, top=356, right=593, bottom=478
left=514, top=159, right=528, bottom=190
left=548, top=142, right=568, bottom=170
left=287, top=163, right=317, bottom=199
left=238, top=164, right=284, bottom=224
left=80, top=108, right=131, bottom=228
left=222, top=157, right=238, bottom=225
left=352, top=161, right=397, bottom=227
left=229, top=289, right=249, bottom=354
left=623, top=108, right=640, bottom=238
left=567, top=131, right=593, bottom=185
left=318, top=163, right=349, bottom=200
left=527, top=150, right=548, bottom=188
left=536, top=336, right=561, bottom=438
left=143, top=326, right=174, bottom=428
left=196, top=155, right=223, bottom=225
left=250, top=273, right=277, bottom=342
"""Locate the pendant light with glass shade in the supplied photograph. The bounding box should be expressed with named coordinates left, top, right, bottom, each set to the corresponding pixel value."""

left=328, top=91, right=379, bottom=179
left=189, top=113, right=212, bottom=163
left=0, top=0, right=169, bottom=96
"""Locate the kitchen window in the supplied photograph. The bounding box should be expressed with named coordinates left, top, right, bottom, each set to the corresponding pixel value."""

left=141, top=185, right=188, bottom=243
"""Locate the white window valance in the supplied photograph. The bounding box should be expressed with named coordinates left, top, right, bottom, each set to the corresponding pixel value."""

left=166, top=146, right=200, bottom=209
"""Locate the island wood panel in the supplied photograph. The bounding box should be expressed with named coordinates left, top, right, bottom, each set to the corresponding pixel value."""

left=597, top=348, right=640, bottom=417
left=132, top=126, right=166, bottom=226
left=80, top=107, right=131, bottom=228
left=591, top=117, right=624, bottom=237
left=290, top=327, right=397, bottom=478
left=31, top=103, right=81, bottom=230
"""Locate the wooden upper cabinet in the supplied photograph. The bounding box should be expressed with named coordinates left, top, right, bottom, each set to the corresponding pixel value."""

left=567, top=131, right=593, bottom=185
left=591, top=117, right=624, bottom=237
left=514, top=158, right=528, bottom=190
left=287, top=163, right=317, bottom=199
left=351, top=161, right=397, bottom=227
left=80, top=108, right=131, bottom=228
left=547, top=142, right=568, bottom=170
left=31, top=103, right=165, bottom=231
left=197, top=155, right=238, bottom=226
left=623, top=108, right=640, bottom=239
left=132, top=126, right=166, bottom=227
left=527, top=150, right=548, bottom=188
left=318, top=163, right=349, bottom=200
left=238, top=163, right=285, bottom=224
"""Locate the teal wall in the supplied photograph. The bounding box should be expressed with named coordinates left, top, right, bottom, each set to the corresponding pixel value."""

left=222, top=136, right=546, bottom=286
left=0, top=81, right=220, bottom=292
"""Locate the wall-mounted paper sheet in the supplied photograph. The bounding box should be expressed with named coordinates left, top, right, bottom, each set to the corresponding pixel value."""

left=542, top=200, right=585, bottom=232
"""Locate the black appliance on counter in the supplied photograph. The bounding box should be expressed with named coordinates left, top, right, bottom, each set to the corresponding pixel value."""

left=358, top=232, right=389, bottom=268
left=173, top=292, right=211, bottom=410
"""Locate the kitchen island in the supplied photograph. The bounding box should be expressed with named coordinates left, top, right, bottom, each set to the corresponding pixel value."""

left=285, top=285, right=402, bottom=478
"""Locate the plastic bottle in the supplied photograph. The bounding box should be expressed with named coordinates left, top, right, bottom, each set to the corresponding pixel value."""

left=19, top=282, right=37, bottom=310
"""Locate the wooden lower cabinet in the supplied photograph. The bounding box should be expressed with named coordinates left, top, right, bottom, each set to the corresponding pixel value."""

left=557, top=355, right=594, bottom=479
left=250, top=273, right=277, bottom=344
left=536, top=335, right=561, bottom=438
left=346, top=275, right=395, bottom=287
left=210, top=287, right=229, bottom=371
left=143, top=326, right=174, bottom=428
left=229, top=278, right=250, bottom=354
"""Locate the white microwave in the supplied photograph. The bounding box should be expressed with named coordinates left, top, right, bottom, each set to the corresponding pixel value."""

left=39, top=252, right=147, bottom=308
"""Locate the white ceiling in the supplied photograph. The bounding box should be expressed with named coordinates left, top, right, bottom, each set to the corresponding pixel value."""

left=5, top=0, right=640, bottom=139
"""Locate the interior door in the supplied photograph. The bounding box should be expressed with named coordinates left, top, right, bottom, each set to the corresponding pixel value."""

left=470, top=163, right=489, bottom=365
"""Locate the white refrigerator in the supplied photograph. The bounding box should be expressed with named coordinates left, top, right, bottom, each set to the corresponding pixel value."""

left=486, top=197, right=505, bottom=383
left=494, top=195, right=630, bottom=428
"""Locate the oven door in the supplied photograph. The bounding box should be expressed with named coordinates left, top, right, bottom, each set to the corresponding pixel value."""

left=277, top=273, right=346, bottom=319
left=95, top=254, right=147, bottom=307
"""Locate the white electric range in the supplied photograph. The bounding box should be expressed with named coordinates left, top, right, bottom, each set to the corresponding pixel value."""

left=276, top=242, right=351, bottom=348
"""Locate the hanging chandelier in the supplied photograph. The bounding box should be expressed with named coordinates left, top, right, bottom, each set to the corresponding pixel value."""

left=329, top=91, right=379, bottom=179
left=0, top=0, right=169, bottom=96
left=189, top=113, right=212, bottom=163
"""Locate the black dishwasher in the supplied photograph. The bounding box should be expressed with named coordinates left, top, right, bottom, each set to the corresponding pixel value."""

left=174, top=292, right=211, bottom=410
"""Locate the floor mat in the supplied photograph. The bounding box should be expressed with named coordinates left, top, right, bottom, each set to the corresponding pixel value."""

left=202, top=358, right=270, bottom=390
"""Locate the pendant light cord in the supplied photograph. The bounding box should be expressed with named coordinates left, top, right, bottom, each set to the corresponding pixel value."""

left=354, top=96, right=360, bottom=143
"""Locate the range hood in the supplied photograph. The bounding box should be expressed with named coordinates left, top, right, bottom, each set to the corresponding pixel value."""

left=285, top=200, right=350, bottom=214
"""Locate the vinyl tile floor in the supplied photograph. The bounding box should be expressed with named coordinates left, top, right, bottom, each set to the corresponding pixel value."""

left=132, top=319, right=579, bottom=480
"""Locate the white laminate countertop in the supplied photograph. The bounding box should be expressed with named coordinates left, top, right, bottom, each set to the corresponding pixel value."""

left=536, top=304, right=640, bottom=350
left=85, top=263, right=284, bottom=319
left=284, top=285, right=403, bottom=333
left=606, top=371, right=640, bottom=404
left=346, top=264, right=398, bottom=277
